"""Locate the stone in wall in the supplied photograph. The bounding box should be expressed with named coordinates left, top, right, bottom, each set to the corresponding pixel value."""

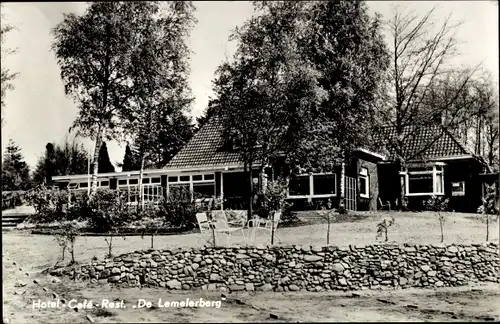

left=53, top=243, right=500, bottom=293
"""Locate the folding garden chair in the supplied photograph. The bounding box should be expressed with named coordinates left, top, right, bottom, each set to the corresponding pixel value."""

left=210, top=210, right=247, bottom=246
left=378, top=198, right=391, bottom=211
left=254, top=211, right=282, bottom=244
left=195, top=212, right=215, bottom=246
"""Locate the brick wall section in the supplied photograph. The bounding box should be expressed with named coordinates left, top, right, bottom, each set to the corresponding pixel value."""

left=358, top=159, right=379, bottom=211
left=52, top=243, right=499, bottom=292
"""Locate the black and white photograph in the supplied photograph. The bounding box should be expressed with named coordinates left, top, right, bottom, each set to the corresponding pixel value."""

left=1, top=1, right=499, bottom=323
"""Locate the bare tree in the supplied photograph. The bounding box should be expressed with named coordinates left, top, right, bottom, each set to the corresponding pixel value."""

left=428, top=73, right=499, bottom=170
left=379, top=4, right=482, bottom=208
left=484, top=110, right=499, bottom=170
left=472, top=78, right=499, bottom=169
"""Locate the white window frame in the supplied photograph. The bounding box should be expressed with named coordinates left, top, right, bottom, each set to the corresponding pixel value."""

left=287, top=173, right=337, bottom=201
left=117, top=177, right=133, bottom=187
left=400, top=163, right=445, bottom=196
left=451, top=181, right=465, bottom=196
left=151, top=177, right=161, bottom=184
left=166, top=173, right=216, bottom=201
left=359, top=167, right=370, bottom=199
left=116, top=176, right=163, bottom=205
left=99, top=178, right=110, bottom=188
left=141, top=183, right=163, bottom=204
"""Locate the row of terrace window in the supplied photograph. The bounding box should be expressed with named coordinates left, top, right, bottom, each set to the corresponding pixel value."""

left=287, top=169, right=371, bottom=200
left=287, top=164, right=448, bottom=199
left=167, top=173, right=215, bottom=199
left=68, top=180, right=110, bottom=189
left=64, top=163, right=453, bottom=203
left=117, top=177, right=161, bottom=186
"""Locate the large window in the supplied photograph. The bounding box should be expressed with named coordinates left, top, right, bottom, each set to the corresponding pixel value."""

left=359, top=167, right=369, bottom=198
left=403, top=164, right=444, bottom=196
left=142, top=185, right=163, bottom=203
left=313, top=174, right=336, bottom=195
left=167, top=173, right=216, bottom=201
left=288, top=173, right=337, bottom=199
left=288, top=176, right=310, bottom=196
left=116, top=177, right=163, bottom=204
left=193, top=182, right=215, bottom=198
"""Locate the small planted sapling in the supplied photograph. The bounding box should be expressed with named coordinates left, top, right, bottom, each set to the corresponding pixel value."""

left=261, top=180, right=288, bottom=245
left=316, top=198, right=336, bottom=245
left=88, top=190, right=128, bottom=258
left=53, top=222, right=78, bottom=264
left=207, top=197, right=222, bottom=247
left=140, top=216, right=164, bottom=249
left=423, top=195, right=449, bottom=243
left=376, top=216, right=395, bottom=242
left=54, top=231, right=69, bottom=262
left=477, top=184, right=499, bottom=242
left=139, top=204, right=164, bottom=249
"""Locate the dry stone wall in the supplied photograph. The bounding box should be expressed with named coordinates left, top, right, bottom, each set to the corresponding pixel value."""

left=52, top=243, right=499, bottom=292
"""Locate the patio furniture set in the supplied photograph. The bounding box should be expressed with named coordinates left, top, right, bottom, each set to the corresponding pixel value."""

left=195, top=210, right=281, bottom=246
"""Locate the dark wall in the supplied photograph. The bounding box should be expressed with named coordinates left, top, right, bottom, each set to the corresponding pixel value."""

left=403, top=159, right=484, bottom=213
left=357, top=158, right=379, bottom=211
left=110, top=178, right=117, bottom=190
left=377, top=161, right=401, bottom=208
left=222, top=170, right=259, bottom=210
left=445, top=160, right=483, bottom=213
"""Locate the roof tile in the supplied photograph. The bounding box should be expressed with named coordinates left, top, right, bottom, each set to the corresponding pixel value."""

left=372, top=125, right=469, bottom=161
left=168, top=116, right=471, bottom=170
left=166, top=115, right=242, bottom=169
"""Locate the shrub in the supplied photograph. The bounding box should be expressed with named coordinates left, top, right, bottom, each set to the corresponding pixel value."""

left=423, top=195, right=449, bottom=243
left=2, top=190, right=25, bottom=210
left=337, top=200, right=348, bottom=215
left=255, top=180, right=289, bottom=219
left=206, top=197, right=222, bottom=247
left=94, top=190, right=131, bottom=258
left=66, top=189, right=131, bottom=257
left=158, top=186, right=202, bottom=229
left=85, top=189, right=132, bottom=232
left=26, top=188, right=70, bottom=223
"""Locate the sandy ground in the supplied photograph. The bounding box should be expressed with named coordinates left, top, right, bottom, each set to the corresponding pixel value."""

left=6, top=212, right=500, bottom=260
left=3, top=212, right=500, bottom=323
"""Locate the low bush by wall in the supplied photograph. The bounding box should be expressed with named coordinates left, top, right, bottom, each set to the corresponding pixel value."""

left=51, top=243, right=499, bottom=292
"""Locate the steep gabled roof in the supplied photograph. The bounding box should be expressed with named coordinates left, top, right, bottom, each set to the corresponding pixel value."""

left=168, top=113, right=478, bottom=170
left=165, top=115, right=244, bottom=170
left=373, top=124, right=470, bottom=162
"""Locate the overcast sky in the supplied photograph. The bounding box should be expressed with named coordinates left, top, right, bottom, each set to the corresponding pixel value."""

left=1, top=1, right=498, bottom=172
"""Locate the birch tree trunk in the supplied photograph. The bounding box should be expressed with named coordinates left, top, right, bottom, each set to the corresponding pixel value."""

left=248, top=161, right=254, bottom=222
left=339, top=162, right=345, bottom=209
left=398, top=158, right=406, bottom=211
left=139, top=155, right=146, bottom=210
left=90, top=124, right=104, bottom=198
